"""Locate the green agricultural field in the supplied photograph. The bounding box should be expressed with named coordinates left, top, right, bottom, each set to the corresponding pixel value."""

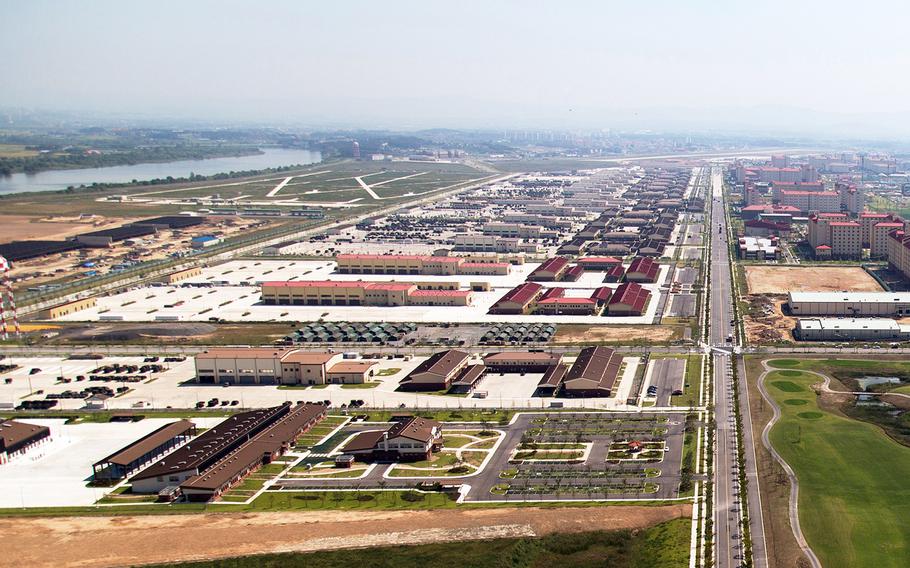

left=145, top=518, right=691, bottom=568
left=764, top=367, right=910, bottom=567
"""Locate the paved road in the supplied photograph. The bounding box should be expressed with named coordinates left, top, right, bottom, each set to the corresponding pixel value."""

left=707, top=166, right=768, bottom=568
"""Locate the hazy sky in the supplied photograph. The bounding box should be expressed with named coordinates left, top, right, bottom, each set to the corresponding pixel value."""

left=3, top=0, right=910, bottom=137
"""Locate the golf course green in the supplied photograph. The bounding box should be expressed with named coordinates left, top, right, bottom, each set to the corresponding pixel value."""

left=765, top=365, right=910, bottom=567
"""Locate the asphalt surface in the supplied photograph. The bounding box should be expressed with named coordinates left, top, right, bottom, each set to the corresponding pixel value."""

left=276, top=413, right=686, bottom=502
left=708, top=167, right=767, bottom=568
left=648, top=357, right=686, bottom=406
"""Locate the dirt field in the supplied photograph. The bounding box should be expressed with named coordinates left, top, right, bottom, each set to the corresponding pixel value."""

left=0, top=215, right=116, bottom=244
left=744, top=266, right=882, bottom=294
left=554, top=324, right=680, bottom=344
left=744, top=296, right=795, bottom=344
left=0, top=505, right=689, bottom=568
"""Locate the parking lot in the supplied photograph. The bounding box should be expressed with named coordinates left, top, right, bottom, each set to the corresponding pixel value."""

left=275, top=411, right=688, bottom=502
left=53, top=259, right=668, bottom=325
left=2, top=354, right=644, bottom=412
left=642, top=358, right=687, bottom=406
left=0, top=416, right=226, bottom=507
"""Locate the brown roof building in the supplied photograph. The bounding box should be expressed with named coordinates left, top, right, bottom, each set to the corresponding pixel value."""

left=0, top=420, right=50, bottom=462
left=130, top=403, right=326, bottom=500
left=341, top=416, right=443, bottom=461
left=398, top=350, right=471, bottom=391
left=93, top=420, right=197, bottom=480
left=483, top=351, right=563, bottom=373
left=562, top=346, right=624, bottom=397
left=180, top=403, right=326, bottom=501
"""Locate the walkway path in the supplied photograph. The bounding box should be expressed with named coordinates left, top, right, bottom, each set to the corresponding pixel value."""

left=755, top=360, right=823, bottom=568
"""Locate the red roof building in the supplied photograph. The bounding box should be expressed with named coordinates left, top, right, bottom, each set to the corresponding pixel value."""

left=528, top=257, right=570, bottom=281
left=625, top=257, right=659, bottom=283
left=607, top=282, right=651, bottom=316
left=575, top=256, right=622, bottom=270
left=488, top=282, right=544, bottom=314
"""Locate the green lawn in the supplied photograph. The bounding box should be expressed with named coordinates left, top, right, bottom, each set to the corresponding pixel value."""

left=143, top=518, right=691, bottom=568
left=764, top=368, right=910, bottom=567
left=340, top=382, right=379, bottom=389
left=440, top=435, right=475, bottom=448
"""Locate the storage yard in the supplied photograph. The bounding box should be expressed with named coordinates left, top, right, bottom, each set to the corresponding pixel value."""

left=0, top=352, right=654, bottom=412
left=48, top=258, right=670, bottom=324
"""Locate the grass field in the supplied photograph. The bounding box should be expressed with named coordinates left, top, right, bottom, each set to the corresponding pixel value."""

left=769, top=357, right=910, bottom=389
left=0, top=159, right=488, bottom=217
left=144, top=518, right=691, bottom=568
left=0, top=144, right=40, bottom=158
left=764, top=366, right=910, bottom=567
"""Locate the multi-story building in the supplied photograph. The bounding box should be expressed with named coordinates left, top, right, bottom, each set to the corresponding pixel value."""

left=871, top=221, right=905, bottom=258
left=341, top=416, right=443, bottom=461
left=887, top=229, right=910, bottom=282
left=807, top=213, right=861, bottom=258
left=829, top=221, right=863, bottom=259
left=194, top=348, right=378, bottom=385
left=453, top=234, right=539, bottom=253
left=260, top=281, right=473, bottom=307
left=335, top=254, right=510, bottom=276
left=737, top=237, right=781, bottom=260
left=777, top=190, right=841, bottom=213
left=836, top=181, right=864, bottom=214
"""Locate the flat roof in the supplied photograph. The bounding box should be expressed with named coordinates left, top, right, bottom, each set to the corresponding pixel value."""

left=196, top=348, right=289, bottom=360
left=328, top=361, right=378, bottom=374
left=790, top=291, right=910, bottom=303
left=797, top=318, right=903, bottom=331
left=96, top=420, right=195, bottom=467
left=484, top=352, right=562, bottom=364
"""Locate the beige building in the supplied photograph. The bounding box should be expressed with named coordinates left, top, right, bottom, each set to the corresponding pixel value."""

left=829, top=221, right=862, bottom=259
left=164, top=267, right=202, bottom=284
left=260, top=280, right=472, bottom=307
left=194, top=348, right=383, bottom=386
left=40, top=297, right=97, bottom=319
left=807, top=214, right=861, bottom=259
left=887, top=229, right=910, bottom=281
left=335, top=254, right=509, bottom=276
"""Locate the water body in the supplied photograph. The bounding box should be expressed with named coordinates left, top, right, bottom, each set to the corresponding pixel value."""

left=0, top=147, right=322, bottom=195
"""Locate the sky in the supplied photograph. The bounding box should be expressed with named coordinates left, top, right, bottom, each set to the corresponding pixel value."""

left=2, top=0, right=910, bottom=138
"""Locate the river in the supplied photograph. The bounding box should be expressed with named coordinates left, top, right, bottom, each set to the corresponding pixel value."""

left=0, top=147, right=322, bottom=195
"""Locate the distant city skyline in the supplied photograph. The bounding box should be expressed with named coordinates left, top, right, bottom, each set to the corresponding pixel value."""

left=3, top=0, right=910, bottom=138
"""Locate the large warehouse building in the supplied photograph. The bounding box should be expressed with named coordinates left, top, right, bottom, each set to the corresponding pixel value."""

left=131, top=403, right=326, bottom=501
left=788, top=291, right=910, bottom=317
left=795, top=318, right=910, bottom=341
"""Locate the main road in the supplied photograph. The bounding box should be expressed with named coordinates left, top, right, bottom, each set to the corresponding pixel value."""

left=708, top=166, right=767, bottom=568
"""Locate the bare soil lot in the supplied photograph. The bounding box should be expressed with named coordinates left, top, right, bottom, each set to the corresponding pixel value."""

left=744, top=266, right=882, bottom=294
left=0, top=214, right=115, bottom=244
left=554, top=324, right=680, bottom=344
left=744, top=296, right=795, bottom=344
left=0, top=504, right=689, bottom=568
